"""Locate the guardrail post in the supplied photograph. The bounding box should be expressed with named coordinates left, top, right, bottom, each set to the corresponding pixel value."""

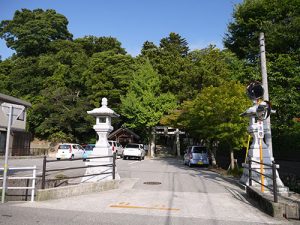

left=112, top=152, right=116, bottom=180
left=41, top=156, right=46, bottom=189
left=272, top=161, right=278, bottom=203
left=25, top=179, right=29, bottom=201
left=31, top=166, right=36, bottom=202
left=248, top=158, right=252, bottom=186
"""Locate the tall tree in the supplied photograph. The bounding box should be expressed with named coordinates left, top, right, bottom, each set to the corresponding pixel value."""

left=0, top=9, right=72, bottom=56
left=160, top=32, right=189, bottom=57
left=180, top=81, right=250, bottom=169
left=224, top=0, right=300, bottom=61
left=224, top=0, right=300, bottom=156
left=83, top=51, right=136, bottom=110
left=120, top=60, right=177, bottom=141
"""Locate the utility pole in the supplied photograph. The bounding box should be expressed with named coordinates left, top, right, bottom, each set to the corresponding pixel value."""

left=259, top=32, right=273, bottom=156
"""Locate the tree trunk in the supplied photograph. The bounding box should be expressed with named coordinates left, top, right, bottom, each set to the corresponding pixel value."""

left=209, top=139, right=217, bottom=166
left=230, top=149, right=235, bottom=170
left=149, top=127, right=155, bottom=157
left=176, top=129, right=180, bottom=157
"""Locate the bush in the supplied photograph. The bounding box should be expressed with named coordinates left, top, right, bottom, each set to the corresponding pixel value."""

left=227, top=167, right=243, bottom=178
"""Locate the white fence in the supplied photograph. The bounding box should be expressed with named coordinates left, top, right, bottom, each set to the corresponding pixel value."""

left=0, top=166, right=36, bottom=202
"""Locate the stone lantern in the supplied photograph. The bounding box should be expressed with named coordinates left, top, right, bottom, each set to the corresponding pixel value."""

left=240, top=83, right=287, bottom=192
left=82, top=98, right=120, bottom=182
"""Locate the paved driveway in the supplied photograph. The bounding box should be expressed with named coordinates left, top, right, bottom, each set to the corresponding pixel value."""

left=0, top=157, right=297, bottom=225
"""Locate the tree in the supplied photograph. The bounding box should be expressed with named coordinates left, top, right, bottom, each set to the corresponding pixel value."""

left=83, top=51, right=136, bottom=110
left=224, top=0, right=300, bottom=61
left=0, top=9, right=72, bottom=56
left=74, top=36, right=126, bottom=56
left=120, top=60, right=177, bottom=142
left=160, top=32, right=189, bottom=57
left=179, top=81, right=250, bottom=169
left=224, top=0, right=300, bottom=156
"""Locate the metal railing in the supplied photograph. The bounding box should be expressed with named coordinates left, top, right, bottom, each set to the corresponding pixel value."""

left=0, top=166, right=37, bottom=202
left=248, top=159, right=278, bottom=202
left=41, top=153, right=116, bottom=189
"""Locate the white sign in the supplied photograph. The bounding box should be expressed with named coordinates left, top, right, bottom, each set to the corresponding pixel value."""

left=1, top=103, right=25, bottom=124
left=257, top=121, right=264, bottom=139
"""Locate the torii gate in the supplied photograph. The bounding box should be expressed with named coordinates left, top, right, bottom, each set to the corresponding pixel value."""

left=149, top=126, right=185, bottom=157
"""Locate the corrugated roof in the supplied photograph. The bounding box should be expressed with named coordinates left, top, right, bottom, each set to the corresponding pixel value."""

left=0, top=93, right=32, bottom=108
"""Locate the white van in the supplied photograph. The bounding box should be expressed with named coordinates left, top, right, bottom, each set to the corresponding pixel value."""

left=56, top=143, right=85, bottom=160
left=108, top=141, right=124, bottom=157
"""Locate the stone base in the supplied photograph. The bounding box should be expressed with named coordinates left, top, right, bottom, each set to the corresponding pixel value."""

left=81, top=165, right=120, bottom=183
left=240, top=163, right=289, bottom=193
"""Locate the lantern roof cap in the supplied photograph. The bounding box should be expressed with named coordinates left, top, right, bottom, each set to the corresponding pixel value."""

left=87, top=98, right=119, bottom=117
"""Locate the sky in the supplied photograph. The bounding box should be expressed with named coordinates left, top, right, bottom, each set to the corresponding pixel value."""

left=0, top=0, right=243, bottom=59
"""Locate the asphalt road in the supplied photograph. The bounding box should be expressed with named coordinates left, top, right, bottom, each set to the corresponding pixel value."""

left=0, top=157, right=298, bottom=225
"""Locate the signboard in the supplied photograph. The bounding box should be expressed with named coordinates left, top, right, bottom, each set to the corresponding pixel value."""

left=257, top=121, right=264, bottom=139
left=1, top=103, right=25, bottom=124
left=1, top=102, right=25, bottom=203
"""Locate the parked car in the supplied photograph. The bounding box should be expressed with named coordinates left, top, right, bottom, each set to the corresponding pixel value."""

left=83, top=144, right=95, bottom=160
left=123, top=143, right=146, bottom=160
left=184, top=146, right=209, bottom=167
left=56, top=143, right=85, bottom=160
left=108, top=141, right=124, bottom=157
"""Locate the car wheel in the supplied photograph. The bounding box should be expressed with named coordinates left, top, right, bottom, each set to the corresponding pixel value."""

left=123, top=156, right=126, bottom=160
left=57, top=158, right=60, bottom=160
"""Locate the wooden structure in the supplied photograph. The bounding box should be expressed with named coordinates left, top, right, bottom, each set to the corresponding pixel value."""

left=108, top=128, right=140, bottom=147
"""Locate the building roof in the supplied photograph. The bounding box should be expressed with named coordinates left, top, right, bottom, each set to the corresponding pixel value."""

left=108, top=128, right=140, bottom=140
left=0, top=93, right=32, bottom=108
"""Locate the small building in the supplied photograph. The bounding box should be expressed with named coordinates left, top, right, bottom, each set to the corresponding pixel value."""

left=108, top=128, right=140, bottom=147
left=0, top=93, right=31, bottom=156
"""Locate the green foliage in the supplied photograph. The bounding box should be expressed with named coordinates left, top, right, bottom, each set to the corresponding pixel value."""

left=74, top=36, right=126, bottom=56
left=120, top=60, right=177, bottom=139
left=227, top=167, right=243, bottom=178
left=84, top=51, right=136, bottom=109
left=180, top=81, right=250, bottom=150
left=0, top=9, right=72, bottom=56
left=224, top=0, right=300, bottom=60
left=139, top=33, right=191, bottom=98
left=224, top=0, right=300, bottom=156
left=159, top=32, right=189, bottom=57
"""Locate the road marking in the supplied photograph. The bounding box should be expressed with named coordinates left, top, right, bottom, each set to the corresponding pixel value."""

left=128, top=161, right=140, bottom=165
left=110, top=204, right=180, bottom=211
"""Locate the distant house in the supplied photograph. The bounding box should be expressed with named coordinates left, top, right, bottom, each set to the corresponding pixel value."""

left=108, top=128, right=140, bottom=147
left=0, top=93, right=31, bottom=156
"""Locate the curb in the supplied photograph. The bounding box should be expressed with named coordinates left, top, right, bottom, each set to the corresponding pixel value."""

left=247, top=186, right=299, bottom=219
left=36, top=179, right=120, bottom=201
left=0, top=156, right=45, bottom=159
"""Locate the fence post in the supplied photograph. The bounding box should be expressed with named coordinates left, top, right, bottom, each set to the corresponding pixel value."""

left=31, top=166, right=36, bottom=202
left=272, top=161, right=278, bottom=203
left=112, top=152, right=116, bottom=180
left=25, top=179, right=29, bottom=201
left=248, top=158, right=252, bottom=186
left=41, top=156, right=46, bottom=189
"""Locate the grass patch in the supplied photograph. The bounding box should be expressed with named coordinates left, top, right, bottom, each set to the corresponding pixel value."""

left=54, top=174, right=69, bottom=180
left=227, top=167, right=243, bottom=178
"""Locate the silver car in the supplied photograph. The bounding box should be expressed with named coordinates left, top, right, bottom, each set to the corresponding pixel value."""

left=184, top=146, right=209, bottom=167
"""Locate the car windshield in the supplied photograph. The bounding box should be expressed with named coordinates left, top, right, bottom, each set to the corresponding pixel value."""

left=59, top=144, right=71, bottom=149
left=126, top=144, right=139, bottom=148
left=192, top=146, right=207, bottom=153
left=85, top=145, right=95, bottom=150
